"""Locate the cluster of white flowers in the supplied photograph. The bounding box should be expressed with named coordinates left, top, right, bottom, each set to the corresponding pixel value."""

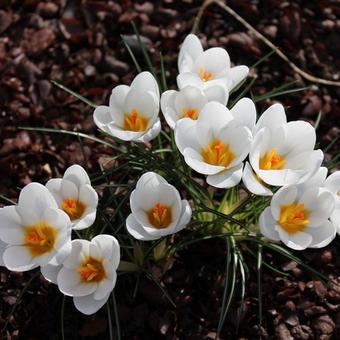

left=0, top=33, right=339, bottom=315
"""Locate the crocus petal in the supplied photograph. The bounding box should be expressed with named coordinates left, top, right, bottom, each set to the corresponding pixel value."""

left=331, top=210, right=340, bottom=233
left=206, top=163, right=243, bottom=188
left=73, top=292, right=110, bottom=315
left=93, top=267, right=116, bottom=300
left=178, top=34, right=203, bottom=73
left=72, top=211, right=96, bottom=230
left=308, top=221, right=336, bottom=248
left=194, top=47, right=230, bottom=76
left=126, top=214, right=159, bottom=241
left=259, top=207, right=280, bottom=241
left=203, top=85, right=229, bottom=105
left=41, top=264, right=61, bottom=284
left=177, top=72, right=203, bottom=90
left=228, top=65, right=249, bottom=90
left=277, top=229, right=313, bottom=250
left=161, top=90, right=178, bottom=129
left=0, top=206, right=24, bottom=245
left=242, top=162, right=273, bottom=196
left=254, top=103, right=287, bottom=135
left=3, top=246, right=36, bottom=271
left=130, top=71, right=160, bottom=99
left=18, top=183, right=58, bottom=216
left=229, top=97, right=256, bottom=133
left=270, top=186, right=297, bottom=220
left=92, top=235, right=120, bottom=269
left=138, top=119, right=161, bottom=143
left=109, top=85, right=130, bottom=114
left=0, top=239, right=7, bottom=266
left=93, top=105, right=113, bottom=132
left=174, top=118, right=198, bottom=154
left=174, top=200, right=192, bottom=232
left=64, top=165, right=91, bottom=188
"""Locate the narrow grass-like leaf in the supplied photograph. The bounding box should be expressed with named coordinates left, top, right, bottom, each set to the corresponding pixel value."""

left=51, top=80, right=97, bottom=108
left=257, top=244, right=263, bottom=326
left=0, top=194, right=16, bottom=205
left=314, top=111, right=323, bottom=130
left=251, top=49, right=276, bottom=69
left=131, top=22, right=157, bottom=79
left=19, top=126, right=122, bottom=152
left=160, top=52, right=168, bottom=91
left=112, top=291, right=121, bottom=340
left=219, top=238, right=231, bottom=318
left=106, top=301, right=114, bottom=340
left=229, top=76, right=257, bottom=108
left=120, top=35, right=142, bottom=73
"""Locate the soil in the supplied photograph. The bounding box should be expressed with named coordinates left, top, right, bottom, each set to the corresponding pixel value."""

left=0, top=0, right=339, bottom=339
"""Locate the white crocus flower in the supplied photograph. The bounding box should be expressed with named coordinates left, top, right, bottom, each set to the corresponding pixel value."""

left=325, top=171, right=340, bottom=234
left=175, top=99, right=256, bottom=188
left=0, top=183, right=72, bottom=271
left=46, top=165, right=98, bottom=230
left=93, top=71, right=161, bottom=143
left=177, top=34, right=249, bottom=92
left=242, top=103, right=324, bottom=196
left=45, top=235, right=120, bottom=315
left=126, top=172, right=192, bottom=241
left=259, top=183, right=336, bottom=250
left=160, top=85, right=228, bottom=129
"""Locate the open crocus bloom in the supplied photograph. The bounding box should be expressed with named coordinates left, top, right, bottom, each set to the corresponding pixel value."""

left=260, top=184, right=336, bottom=250
left=93, top=71, right=161, bottom=143
left=0, top=183, right=71, bottom=271
left=126, top=172, right=192, bottom=241
left=243, top=104, right=324, bottom=196
left=325, top=171, right=340, bottom=234
left=175, top=99, right=255, bottom=188
left=45, top=235, right=120, bottom=315
left=177, top=34, right=249, bottom=92
left=46, top=165, right=98, bottom=230
left=161, top=85, right=228, bottom=129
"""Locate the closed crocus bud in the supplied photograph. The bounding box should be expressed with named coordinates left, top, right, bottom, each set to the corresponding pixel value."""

left=52, top=235, right=120, bottom=315
left=160, top=85, right=228, bottom=129
left=93, top=71, right=161, bottom=143
left=0, top=183, right=72, bottom=271
left=259, top=184, right=336, bottom=250
left=175, top=98, right=256, bottom=188
left=46, top=165, right=98, bottom=230
left=243, top=104, right=324, bottom=196
left=325, top=171, right=340, bottom=234
left=126, top=172, right=192, bottom=241
left=177, top=34, right=249, bottom=92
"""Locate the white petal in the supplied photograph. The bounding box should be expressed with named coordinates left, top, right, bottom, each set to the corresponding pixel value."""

left=277, top=229, right=312, bottom=250
left=93, top=269, right=116, bottom=300
left=72, top=211, right=96, bottom=230
left=161, top=90, right=178, bottom=129
left=0, top=239, right=7, bottom=266
left=174, top=200, right=192, bottom=232
left=130, top=71, right=160, bottom=99
left=57, top=267, right=97, bottom=297
left=45, top=178, right=62, bottom=194
left=207, top=163, right=243, bottom=188
left=0, top=206, right=24, bottom=245
left=184, top=148, right=225, bottom=175
left=3, top=246, right=36, bottom=271
left=93, top=105, right=113, bottom=131
left=178, top=34, right=203, bottom=73
left=92, top=235, right=120, bottom=269
left=308, top=221, right=336, bottom=248
left=174, top=118, right=198, bottom=154
left=254, top=103, right=287, bottom=135
left=229, top=97, right=256, bottom=133
left=203, top=85, right=229, bottom=105
left=136, top=172, right=167, bottom=190
left=73, top=292, right=110, bottom=315
left=63, top=240, right=88, bottom=269
left=79, top=184, right=98, bottom=209
left=242, top=162, right=273, bottom=196
left=228, top=65, right=249, bottom=90
left=18, top=183, right=57, bottom=216
left=325, top=171, right=340, bottom=195
left=174, top=85, right=207, bottom=114
left=194, top=47, right=230, bottom=77
left=42, top=207, right=71, bottom=231
left=64, top=164, right=91, bottom=188
left=138, top=119, right=161, bottom=143
left=60, top=179, right=79, bottom=201
left=331, top=209, right=340, bottom=234
left=41, top=264, right=61, bottom=284
left=126, top=214, right=159, bottom=241
left=259, top=207, right=280, bottom=241
left=177, top=72, right=203, bottom=90
left=271, top=186, right=298, bottom=220
left=109, top=84, right=130, bottom=113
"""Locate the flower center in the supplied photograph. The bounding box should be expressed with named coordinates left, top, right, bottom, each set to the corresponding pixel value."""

left=259, top=148, right=286, bottom=170
left=24, top=222, right=57, bottom=257
left=123, top=109, right=149, bottom=132
left=198, top=68, right=214, bottom=82
left=148, top=203, right=172, bottom=229
left=182, top=108, right=199, bottom=120
left=78, top=257, right=106, bottom=283
left=278, top=203, right=309, bottom=234
left=61, top=198, right=86, bottom=221
left=202, top=139, right=235, bottom=167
